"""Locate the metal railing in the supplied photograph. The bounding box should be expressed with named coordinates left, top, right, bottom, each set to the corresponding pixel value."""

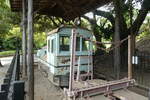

left=0, top=49, right=25, bottom=100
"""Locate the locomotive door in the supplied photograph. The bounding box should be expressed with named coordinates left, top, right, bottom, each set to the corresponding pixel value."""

left=47, top=36, right=56, bottom=65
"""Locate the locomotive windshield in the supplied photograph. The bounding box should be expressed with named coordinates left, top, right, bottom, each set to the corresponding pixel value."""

left=82, top=38, right=89, bottom=51
left=59, top=35, right=89, bottom=52
left=60, top=36, right=70, bottom=51
left=76, top=37, right=80, bottom=51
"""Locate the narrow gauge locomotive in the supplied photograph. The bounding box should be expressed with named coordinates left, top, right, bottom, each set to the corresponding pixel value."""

left=37, top=26, right=94, bottom=87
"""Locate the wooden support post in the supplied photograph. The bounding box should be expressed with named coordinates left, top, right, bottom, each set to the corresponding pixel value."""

left=22, top=0, right=27, bottom=78
left=128, top=35, right=132, bottom=79
left=27, top=0, right=34, bottom=99
left=69, top=28, right=77, bottom=92
left=113, top=0, right=121, bottom=80
left=148, top=88, right=150, bottom=100
left=0, top=60, right=3, bottom=67
left=114, top=14, right=120, bottom=80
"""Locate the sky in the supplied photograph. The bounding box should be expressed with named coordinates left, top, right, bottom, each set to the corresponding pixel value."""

left=85, top=1, right=149, bottom=19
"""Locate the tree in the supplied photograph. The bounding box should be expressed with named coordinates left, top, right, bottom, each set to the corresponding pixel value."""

left=83, top=0, right=150, bottom=79
left=84, top=0, right=150, bottom=47
left=0, top=0, right=21, bottom=50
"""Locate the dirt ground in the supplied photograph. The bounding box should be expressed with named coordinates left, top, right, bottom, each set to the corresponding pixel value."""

left=34, top=67, right=64, bottom=100
left=34, top=66, right=148, bottom=100
left=0, top=56, right=148, bottom=100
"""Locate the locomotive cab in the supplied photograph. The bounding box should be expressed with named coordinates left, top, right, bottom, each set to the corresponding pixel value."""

left=40, top=26, right=94, bottom=87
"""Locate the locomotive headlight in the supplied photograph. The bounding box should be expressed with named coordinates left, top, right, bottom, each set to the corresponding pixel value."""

left=74, top=17, right=81, bottom=26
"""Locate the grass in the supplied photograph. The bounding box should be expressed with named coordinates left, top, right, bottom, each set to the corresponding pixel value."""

left=0, top=49, right=38, bottom=57
left=0, top=50, right=16, bottom=57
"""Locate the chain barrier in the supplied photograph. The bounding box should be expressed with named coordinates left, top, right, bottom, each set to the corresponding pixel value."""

left=77, top=33, right=129, bottom=52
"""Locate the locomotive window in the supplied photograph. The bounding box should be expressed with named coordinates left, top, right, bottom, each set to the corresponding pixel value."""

left=76, top=37, right=80, bottom=51
left=60, top=36, right=70, bottom=51
left=51, top=39, right=55, bottom=53
left=82, top=38, right=89, bottom=51
left=48, top=40, right=50, bottom=52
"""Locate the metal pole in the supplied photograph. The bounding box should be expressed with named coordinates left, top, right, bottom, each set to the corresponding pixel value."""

left=69, top=28, right=77, bottom=91
left=91, top=50, right=93, bottom=79
left=88, top=50, right=90, bottom=80
left=22, top=0, right=27, bottom=78
left=27, top=0, right=34, bottom=99
left=128, top=35, right=132, bottom=79
left=76, top=57, right=81, bottom=81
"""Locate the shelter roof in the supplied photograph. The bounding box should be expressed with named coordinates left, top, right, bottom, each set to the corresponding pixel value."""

left=10, top=0, right=112, bottom=20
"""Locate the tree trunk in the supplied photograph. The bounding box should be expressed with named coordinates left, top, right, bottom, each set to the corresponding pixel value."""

left=113, top=0, right=122, bottom=79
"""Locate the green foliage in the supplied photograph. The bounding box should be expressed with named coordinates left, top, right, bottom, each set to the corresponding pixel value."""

left=0, top=0, right=21, bottom=37
left=3, top=36, right=21, bottom=50
left=0, top=26, right=22, bottom=50
left=137, top=17, right=150, bottom=40
left=0, top=50, right=15, bottom=57
left=34, top=32, right=46, bottom=49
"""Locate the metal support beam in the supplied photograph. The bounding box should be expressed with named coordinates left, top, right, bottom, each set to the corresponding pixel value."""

left=65, top=78, right=135, bottom=98
left=76, top=57, right=81, bottom=81
left=69, top=28, right=77, bottom=92
left=22, top=0, right=27, bottom=78
left=27, top=0, right=34, bottom=99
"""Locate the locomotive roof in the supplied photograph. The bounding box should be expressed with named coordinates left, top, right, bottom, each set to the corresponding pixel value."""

left=47, top=25, right=92, bottom=36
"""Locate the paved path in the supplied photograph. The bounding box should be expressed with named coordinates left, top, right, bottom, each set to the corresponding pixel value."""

left=0, top=56, right=13, bottom=90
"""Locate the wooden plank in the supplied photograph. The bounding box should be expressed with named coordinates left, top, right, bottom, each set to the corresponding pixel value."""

left=128, top=35, right=132, bottom=79
left=22, top=0, right=27, bottom=78
left=115, top=89, right=148, bottom=100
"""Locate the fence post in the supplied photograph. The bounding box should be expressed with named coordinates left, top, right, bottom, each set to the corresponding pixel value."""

left=148, top=88, right=150, bottom=100
left=0, top=91, right=7, bottom=100
left=0, top=60, right=3, bottom=67
left=128, top=35, right=132, bottom=79
left=13, top=81, right=25, bottom=100
left=1, top=83, right=8, bottom=92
